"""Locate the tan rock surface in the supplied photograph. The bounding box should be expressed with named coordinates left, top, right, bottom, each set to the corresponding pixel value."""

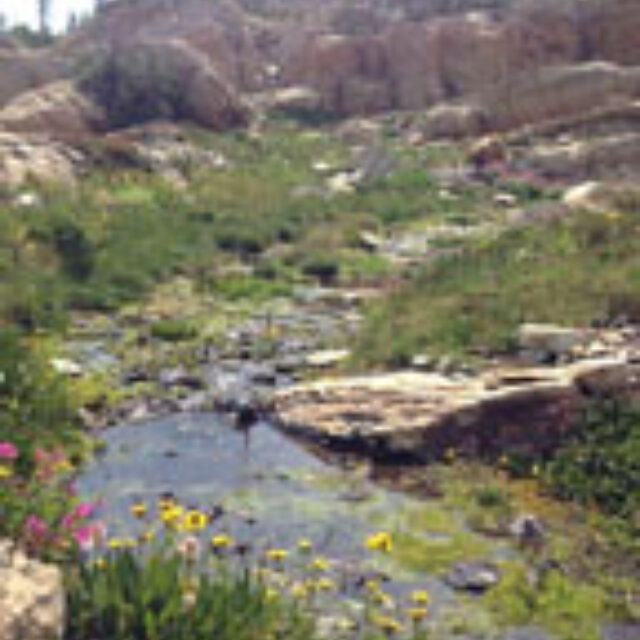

left=0, top=132, right=79, bottom=187
left=0, top=80, right=105, bottom=137
left=274, top=356, right=640, bottom=460
left=0, top=540, right=65, bottom=640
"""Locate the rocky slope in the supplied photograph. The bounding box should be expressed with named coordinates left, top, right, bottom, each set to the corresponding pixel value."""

left=1, top=0, right=640, bottom=188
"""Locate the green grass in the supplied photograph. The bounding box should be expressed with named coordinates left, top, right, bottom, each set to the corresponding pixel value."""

left=353, top=208, right=640, bottom=367
left=545, top=402, right=640, bottom=517
left=484, top=563, right=608, bottom=640
left=0, top=121, right=483, bottom=332
left=65, top=548, right=314, bottom=640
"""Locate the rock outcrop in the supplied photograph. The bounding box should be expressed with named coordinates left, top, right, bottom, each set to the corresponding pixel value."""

left=284, top=0, right=640, bottom=122
left=0, top=132, right=81, bottom=187
left=0, top=80, right=105, bottom=137
left=0, top=540, right=65, bottom=640
left=483, top=62, right=640, bottom=133
left=0, top=48, right=66, bottom=109
left=78, top=39, right=252, bottom=132
left=274, top=355, right=640, bottom=460
left=523, top=132, right=640, bottom=180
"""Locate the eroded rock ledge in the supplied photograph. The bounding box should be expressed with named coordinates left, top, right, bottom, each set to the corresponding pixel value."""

left=274, top=356, right=640, bottom=460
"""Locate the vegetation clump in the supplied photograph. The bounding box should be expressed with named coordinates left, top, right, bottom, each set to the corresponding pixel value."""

left=545, top=402, right=640, bottom=518
left=354, top=208, right=640, bottom=367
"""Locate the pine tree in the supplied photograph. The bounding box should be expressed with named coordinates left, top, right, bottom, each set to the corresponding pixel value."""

left=37, top=0, right=51, bottom=34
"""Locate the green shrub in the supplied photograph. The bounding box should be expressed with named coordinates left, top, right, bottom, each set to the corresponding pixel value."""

left=150, top=320, right=198, bottom=343
left=301, top=254, right=340, bottom=285
left=0, top=329, right=80, bottom=473
left=485, top=564, right=606, bottom=640
left=354, top=209, right=640, bottom=367
left=51, top=220, right=95, bottom=281
left=209, top=276, right=291, bottom=301
left=79, top=45, right=192, bottom=129
left=545, top=402, right=640, bottom=517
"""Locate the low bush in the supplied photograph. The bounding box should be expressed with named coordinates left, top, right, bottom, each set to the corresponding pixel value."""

left=150, top=320, right=198, bottom=343
left=0, top=329, right=80, bottom=474
left=354, top=209, right=640, bottom=367
left=0, top=444, right=99, bottom=562
left=545, top=402, right=640, bottom=517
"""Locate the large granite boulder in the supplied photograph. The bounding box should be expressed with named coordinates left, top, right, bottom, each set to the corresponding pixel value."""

left=274, top=356, right=640, bottom=460
left=0, top=80, right=105, bottom=137
left=0, top=540, right=65, bottom=640
left=0, top=132, right=80, bottom=187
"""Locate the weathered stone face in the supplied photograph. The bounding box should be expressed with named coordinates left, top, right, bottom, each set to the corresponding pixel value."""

left=283, top=0, right=640, bottom=122
left=0, top=541, right=65, bottom=640
left=274, top=356, right=640, bottom=461
left=0, top=80, right=105, bottom=137
left=0, top=132, right=80, bottom=187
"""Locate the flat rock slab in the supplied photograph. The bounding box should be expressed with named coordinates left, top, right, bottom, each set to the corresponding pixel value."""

left=274, top=357, right=640, bottom=459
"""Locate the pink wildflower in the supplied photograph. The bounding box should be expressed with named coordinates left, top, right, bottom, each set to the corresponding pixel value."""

left=73, top=502, right=95, bottom=520
left=25, top=515, right=48, bottom=539
left=72, top=526, right=95, bottom=551
left=0, top=442, right=18, bottom=460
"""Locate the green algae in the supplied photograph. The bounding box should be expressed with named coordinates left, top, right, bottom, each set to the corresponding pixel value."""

left=390, top=530, right=491, bottom=575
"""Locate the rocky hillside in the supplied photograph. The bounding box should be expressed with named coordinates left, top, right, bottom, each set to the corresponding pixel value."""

left=0, top=0, right=640, bottom=187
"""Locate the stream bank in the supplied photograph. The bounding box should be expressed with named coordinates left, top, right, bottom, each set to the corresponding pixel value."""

left=53, top=277, right=639, bottom=640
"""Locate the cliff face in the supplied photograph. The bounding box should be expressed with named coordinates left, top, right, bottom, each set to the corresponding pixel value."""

left=0, top=0, right=639, bottom=135
left=285, top=0, right=640, bottom=118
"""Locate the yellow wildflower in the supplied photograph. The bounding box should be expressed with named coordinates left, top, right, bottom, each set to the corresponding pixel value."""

left=265, top=588, right=279, bottom=602
left=372, top=615, right=403, bottom=634
left=316, top=577, right=336, bottom=592
left=405, top=607, right=428, bottom=623
left=158, top=498, right=175, bottom=512
left=365, top=532, right=392, bottom=553
left=289, top=582, right=308, bottom=599
left=140, top=529, right=155, bottom=544
left=310, top=557, right=330, bottom=572
left=107, top=538, right=124, bottom=550
left=53, top=460, right=74, bottom=474
left=265, top=548, right=288, bottom=562
left=211, top=535, right=234, bottom=550
left=410, top=590, right=429, bottom=606
left=182, top=510, right=208, bottom=532
left=93, top=558, right=107, bottom=570
left=605, top=211, right=622, bottom=223
left=371, top=590, right=395, bottom=609
left=365, top=579, right=380, bottom=593
left=0, top=466, right=13, bottom=480
left=160, top=505, right=184, bottom=528
left=130, top=503, right=147, bottom=519
left=297, top=538, right=313, bottom=553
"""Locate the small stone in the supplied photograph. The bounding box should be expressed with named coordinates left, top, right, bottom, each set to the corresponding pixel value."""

left=410, top=354, right=435, bottom=371
left=12, top=192, right=41, bottom=208
left=445, top=561, right=501, bottom=593
left=305, top=349, right=350, bottom=368
left=508, top=514, right=545, bottom=543
left=494, top=192, right=518, bottom=207
left=50, top=358, right=83, bottom=377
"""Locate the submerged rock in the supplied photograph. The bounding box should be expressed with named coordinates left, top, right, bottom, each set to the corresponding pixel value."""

left=445, top=561, right=501, bottom=593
